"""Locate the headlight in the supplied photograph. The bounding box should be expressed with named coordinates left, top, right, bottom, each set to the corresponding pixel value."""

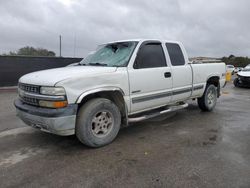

left=39, top=87, right=67, bottom=108
left=40, top=87, right=66, bottom=96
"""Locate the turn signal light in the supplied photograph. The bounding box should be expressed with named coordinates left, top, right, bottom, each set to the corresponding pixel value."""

left=39, top=100, right=68, bottom=108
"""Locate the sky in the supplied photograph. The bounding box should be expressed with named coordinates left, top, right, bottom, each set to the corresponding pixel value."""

left=0, top=0, right=249, bottom=58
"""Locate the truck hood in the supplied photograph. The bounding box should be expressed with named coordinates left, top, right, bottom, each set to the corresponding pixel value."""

left=238, top=71, right=250, bottom=77
left=19, top=66, right=117, bottom=86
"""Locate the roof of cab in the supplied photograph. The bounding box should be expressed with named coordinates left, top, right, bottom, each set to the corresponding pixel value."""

left=104, top=39, right=181, bottom=44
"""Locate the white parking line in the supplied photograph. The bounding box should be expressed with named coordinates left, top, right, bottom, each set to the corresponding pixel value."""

left=0, top=127, right=35, bottom=138
left=0, top=147, right=48, bottom=167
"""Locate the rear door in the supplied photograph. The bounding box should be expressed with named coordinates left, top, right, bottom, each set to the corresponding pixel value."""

left=165, top=42, right=192, bottom=102
left=128, top=41, right=172, bottom=113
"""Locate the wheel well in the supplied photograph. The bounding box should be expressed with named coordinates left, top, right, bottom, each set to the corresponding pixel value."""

left=78, top=91, right=127, bottom=124
left=207, top=76, right=220, bottom=97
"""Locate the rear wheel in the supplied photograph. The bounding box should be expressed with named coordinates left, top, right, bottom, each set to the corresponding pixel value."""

left=76, top=98, right=121, bottom=147
left=198, top=84, right=217, bottom=111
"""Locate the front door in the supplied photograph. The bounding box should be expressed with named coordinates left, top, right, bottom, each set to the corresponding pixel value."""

left=128, top=42, right=172, bottom=114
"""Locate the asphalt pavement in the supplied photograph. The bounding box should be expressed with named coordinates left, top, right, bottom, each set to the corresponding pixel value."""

left=0, top=82, right=250, bottom=188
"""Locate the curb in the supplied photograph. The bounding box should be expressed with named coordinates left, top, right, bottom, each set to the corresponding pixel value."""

left=0, top=86, right=18, bottom=92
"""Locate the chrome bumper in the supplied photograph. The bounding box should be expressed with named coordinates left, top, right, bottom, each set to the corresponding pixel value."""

left=14, top=99, right=77, bottom=136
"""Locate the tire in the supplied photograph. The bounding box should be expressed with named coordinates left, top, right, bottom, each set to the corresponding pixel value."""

left=76, top=98, right=121, bottom=147
left=197, top=84, right=217, bottom=111
left=234, top=78, right=240, bottom=87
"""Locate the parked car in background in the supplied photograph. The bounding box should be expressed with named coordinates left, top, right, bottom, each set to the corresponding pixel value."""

left=234, top=67, right=243, bottom=73
left=245, top=64, right=250, bottom=69
left=226, top=65, right=235, bottom=75
left=234, top=67, right=250, bottom=87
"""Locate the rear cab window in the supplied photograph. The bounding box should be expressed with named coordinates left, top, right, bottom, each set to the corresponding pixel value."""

left=165, top=43, right=185, bottom=66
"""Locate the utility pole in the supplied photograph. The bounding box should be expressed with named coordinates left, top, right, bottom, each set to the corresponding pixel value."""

left=59, top=35, right=62, bottom=57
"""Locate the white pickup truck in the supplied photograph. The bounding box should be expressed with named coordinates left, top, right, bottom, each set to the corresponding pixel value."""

left=15, top=39, right=226, bottom=147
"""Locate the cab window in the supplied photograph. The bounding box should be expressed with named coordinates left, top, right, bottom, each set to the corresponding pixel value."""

left=134, top=43, right=167, bottom=69
left=165, top=43, right=185, bottom=66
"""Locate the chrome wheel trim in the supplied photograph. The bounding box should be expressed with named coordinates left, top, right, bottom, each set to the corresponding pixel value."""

left=91, top=111, right=114, bottom=138
left=206, top=88, right=216, bottom=108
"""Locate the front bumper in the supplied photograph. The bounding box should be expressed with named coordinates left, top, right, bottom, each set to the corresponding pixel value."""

left=238, top=76, right=250, bottom=87
left=14, top=99, right=78, bottom=136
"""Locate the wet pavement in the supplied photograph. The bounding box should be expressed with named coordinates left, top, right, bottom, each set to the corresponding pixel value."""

left=0, top=83, right=250, bottom=188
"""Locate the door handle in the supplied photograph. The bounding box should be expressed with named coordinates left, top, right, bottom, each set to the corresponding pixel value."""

left=164, top=72, right=171, bottom=78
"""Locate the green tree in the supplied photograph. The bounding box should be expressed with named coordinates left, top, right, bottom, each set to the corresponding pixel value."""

left=3, top=46, right=56, bottom=57
left=221, top=55, right=250, bottom=67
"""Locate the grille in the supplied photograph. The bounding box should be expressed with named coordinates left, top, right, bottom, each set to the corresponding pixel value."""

left=240, top=76, right=250, bottom=82
left=21, top=96, right=39, bottom=106
left=19, top=83, right=40, bottom=94
left=19, top=83, right=40, bottom=106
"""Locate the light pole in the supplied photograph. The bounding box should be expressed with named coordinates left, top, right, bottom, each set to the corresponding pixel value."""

left=59, top=35, right=62, bottom=57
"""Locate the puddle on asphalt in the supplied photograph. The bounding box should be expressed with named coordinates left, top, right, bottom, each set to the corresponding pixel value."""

left=221, top=91, right=230, bottom=95
left=202, top=134, right=218, bottom=146
left=176, top=130, right=189, bottom=135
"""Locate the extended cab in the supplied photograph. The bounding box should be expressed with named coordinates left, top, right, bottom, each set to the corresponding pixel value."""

left=14, top=39, right=226, bottom=147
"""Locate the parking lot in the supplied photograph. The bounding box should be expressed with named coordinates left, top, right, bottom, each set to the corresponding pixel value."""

left=0, top=82, right=250, bottom=188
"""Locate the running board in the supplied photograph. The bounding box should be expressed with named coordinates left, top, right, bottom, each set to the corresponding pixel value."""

left=128, top=103, right=188, bottom=123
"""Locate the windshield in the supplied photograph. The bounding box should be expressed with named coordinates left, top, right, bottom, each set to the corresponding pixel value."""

left=80, top=41, right=138, bottom=67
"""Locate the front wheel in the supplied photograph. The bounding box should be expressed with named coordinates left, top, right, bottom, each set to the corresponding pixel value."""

left=197, top=84, right=217, bottom=111
left=76, top=98, right=121, bottom=147
left=234, top=78, right=240, bottom=87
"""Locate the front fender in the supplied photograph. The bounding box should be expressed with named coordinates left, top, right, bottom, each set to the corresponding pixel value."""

left=76, top=86, right=125, bottom=103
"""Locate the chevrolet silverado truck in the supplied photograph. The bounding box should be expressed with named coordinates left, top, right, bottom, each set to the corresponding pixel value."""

left=14, top=39, right=226, bottom=147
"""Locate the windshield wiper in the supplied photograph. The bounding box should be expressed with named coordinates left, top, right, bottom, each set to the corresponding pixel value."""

left=88, top=62, right=108, bottom=66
